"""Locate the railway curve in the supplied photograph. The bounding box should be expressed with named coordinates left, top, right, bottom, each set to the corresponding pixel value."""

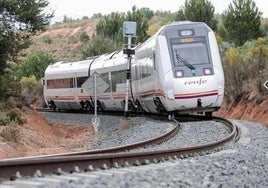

left=0, top=115, right=238, bottom=181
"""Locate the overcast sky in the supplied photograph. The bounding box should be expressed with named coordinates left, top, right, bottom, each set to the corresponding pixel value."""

left=46, top=0, right=268, bottom=23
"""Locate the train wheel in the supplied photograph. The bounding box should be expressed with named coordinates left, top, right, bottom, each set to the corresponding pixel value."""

left=134, top=99, right=144, bottom=113
left=153, top=97, right=166, bottom=113
left=48, top=100, right=57, bottom=111
left=80, top=101, right=86, bottom=110
left=205, top=112, right=212, bottom=117
left=97, top=100, right=103, bottom=112
left=85, top=101, right=93, bottom=111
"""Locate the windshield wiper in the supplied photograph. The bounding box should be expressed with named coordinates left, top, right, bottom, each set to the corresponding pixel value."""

left=175, top=50, right=196, bottom=71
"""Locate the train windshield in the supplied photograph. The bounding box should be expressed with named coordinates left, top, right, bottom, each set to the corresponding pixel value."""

left=170, top=37, right=210, bottom=67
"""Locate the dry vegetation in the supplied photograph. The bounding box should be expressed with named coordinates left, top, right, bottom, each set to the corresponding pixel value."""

left=21, top=19, right=99, bottom=61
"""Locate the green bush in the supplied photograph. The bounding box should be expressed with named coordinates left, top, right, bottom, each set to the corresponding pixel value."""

left=220, top=37, right=268, bottom=102
left=6, top=110, right=22, bottom=122
left=19, top=75, right=39, bottom=105
left=19, top=75, right=38, bottom=89
left=0, top=110, right=26, bottom=126
left=12, top=51, right=56, bottom=80
left=0, top=74, right=20, bottom=101
left=79, top=31, right=89, bottom=43
left=0, top=115, right=10, bottom=126
left=81, top=34, right=119, bottom=58
left=42, top=35, right=52, bottom=44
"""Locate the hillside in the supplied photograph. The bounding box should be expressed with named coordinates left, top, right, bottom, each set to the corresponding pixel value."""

left=22, top=19, right=99, bottom=61
left=25, top=19, right=267, bottom=127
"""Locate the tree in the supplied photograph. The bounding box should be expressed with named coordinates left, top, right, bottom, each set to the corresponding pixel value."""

left=126, top=6, right=151, bottom=43
left=0, top=0, right=53, bottom=75
left=176, top=0, right=217, bottom=30
left=81, top=34, right=119, bottom=58
left=95, top=6, right=151, bottom=48
left=12, top=51, right=55, bottom=80
left=223, top=47, right=244, bottom=101
left=243, top=38, right=268, bottom=94
left=221, top=0, right=262, bottom=46
left=260, top=18, right=268, bottom=36
left=95, top=12, right=125, bottom=45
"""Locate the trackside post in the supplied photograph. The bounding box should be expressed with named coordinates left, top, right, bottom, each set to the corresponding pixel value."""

left=120, top=21, right=137, bottom=130
left=92, top=72, right=100, bottom=132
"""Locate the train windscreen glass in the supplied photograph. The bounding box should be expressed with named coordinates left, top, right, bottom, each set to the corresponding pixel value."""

left=170, top=37, right=210, bottom=67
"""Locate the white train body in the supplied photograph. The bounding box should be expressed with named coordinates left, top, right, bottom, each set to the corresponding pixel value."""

left=43, top=21, right=224, bottom=115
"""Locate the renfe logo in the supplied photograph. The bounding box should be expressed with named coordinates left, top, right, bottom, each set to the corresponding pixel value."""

left=184, top=78, right=208, bottom=85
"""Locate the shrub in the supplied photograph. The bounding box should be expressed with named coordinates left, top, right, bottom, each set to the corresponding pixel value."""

left=220, top=37, right=268, bottom=102
left=19, top=75, right=38, bottom=89
left=0, top=74, right=20, bottom=101
left=0, top=115, right=10, bottom=126
left=81, top=34, right=119, bottom=58
left=42, top=35, right=52, bottom=44
left=19, top=76, right=38, bottom=105
left=0, top=110, right=26, bottom=126
left=6, top=110, right=26, bottom=125
left=0, top=126, right=22, bottom=142
left=79, top=31, right=89, bottom=43
left=12, top=51, right=56, bottom=80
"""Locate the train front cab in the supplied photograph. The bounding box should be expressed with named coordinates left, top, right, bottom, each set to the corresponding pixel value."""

left=156, top=22, right=224, bottom=115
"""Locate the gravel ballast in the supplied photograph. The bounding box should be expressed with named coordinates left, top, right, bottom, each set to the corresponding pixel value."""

left=2, top=112, right=267, bottom=188
left=41, top=113, right=268, bottom=187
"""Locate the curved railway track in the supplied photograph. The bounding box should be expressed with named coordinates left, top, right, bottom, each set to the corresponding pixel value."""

left=0, top=115, right=238, bottom=181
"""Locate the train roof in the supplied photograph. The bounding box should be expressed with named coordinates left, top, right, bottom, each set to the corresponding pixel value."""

left=44, top=50, right=127, bottom=78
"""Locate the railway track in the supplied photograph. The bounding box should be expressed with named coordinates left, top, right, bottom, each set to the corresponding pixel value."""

left=0, top=115, right=238, bottom=183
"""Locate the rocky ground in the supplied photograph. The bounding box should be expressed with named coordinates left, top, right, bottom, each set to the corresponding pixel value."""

left=0, top=99, right=267, bottom=160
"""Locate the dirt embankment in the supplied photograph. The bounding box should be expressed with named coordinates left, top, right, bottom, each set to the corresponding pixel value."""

left=215, top=99, right=268, bottom=127
left=0, top=108, right=94, bottom=159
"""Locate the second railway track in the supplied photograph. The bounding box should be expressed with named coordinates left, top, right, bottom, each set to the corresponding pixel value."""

left=0, top=114, right=238, bottom=181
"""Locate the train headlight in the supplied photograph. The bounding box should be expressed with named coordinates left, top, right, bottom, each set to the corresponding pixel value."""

left=175, top=70, right=184, bottom=78
left=204, top=68, right=212, bottom=75
left=179, top=29, right=194, bottom=36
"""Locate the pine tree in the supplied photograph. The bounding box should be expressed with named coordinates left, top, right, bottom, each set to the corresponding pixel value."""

left=221, top=0, right=262, bottom=46
left=176, top=0, right=217, bottom=30
left=0, top=0, right=53, bottom=75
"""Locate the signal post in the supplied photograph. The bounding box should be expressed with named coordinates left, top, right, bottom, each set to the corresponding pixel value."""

left=119, top=21, right=137, bottom=131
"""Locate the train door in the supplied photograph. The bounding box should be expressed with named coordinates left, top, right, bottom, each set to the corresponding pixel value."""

left=137, top=55, right=157, bottom=112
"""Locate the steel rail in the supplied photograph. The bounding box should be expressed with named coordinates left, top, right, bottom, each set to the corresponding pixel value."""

left=1, top=118, right=179, bottom=161
left=0, top=116, right=237, bottom=180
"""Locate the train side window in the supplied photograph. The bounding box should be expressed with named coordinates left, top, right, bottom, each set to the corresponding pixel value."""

left=47, top=78, right=74, bottom=89
left=141, top=58, right=153, bottom=78
left=77, top=77, right=88, bottom=87
left=111, top=70, right=126, bottom=92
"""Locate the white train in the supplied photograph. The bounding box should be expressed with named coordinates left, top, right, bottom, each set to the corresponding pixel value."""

left=43, top=21, right=224, bottom=116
